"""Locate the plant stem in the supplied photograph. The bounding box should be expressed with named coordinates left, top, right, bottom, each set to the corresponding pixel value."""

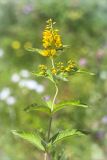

left=51, top=83, right=58, bottom=111
left=47, top=116, right=53, bottom=140
left=44, top=58, right=58, bottom=160
left=44, top=152, right=47, bottom=160
left=44, top=117, right=52, bottom=160
left=51, top=57, right=55, bottom=68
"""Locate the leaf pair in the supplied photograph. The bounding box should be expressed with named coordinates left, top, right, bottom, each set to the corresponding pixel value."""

left=12, top=129, right=85, bottom=152
left=26, top=45, right=70, bottom=55
left=24, top=100, right=88, bottom=115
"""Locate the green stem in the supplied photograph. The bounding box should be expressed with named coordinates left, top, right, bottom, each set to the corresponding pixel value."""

left=51, top=57, right=55, bottom=68
left=44, top=57, right=58, bottom=160
left=47, top=116, right=53, bottom=140
left=44, top=117, right=52, bottom=160
left=51, top=83, right=58, bottom=111
left=44, top=152, right=47, bottom=160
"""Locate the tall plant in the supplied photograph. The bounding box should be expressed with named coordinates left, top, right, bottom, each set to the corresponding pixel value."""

left=12, top=19, right=91, bottom=160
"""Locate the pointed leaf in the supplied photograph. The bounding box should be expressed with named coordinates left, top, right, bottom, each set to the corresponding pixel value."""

left=26, top=47, right=45, bottom=56
left=55, top=73, right=68, bottom=82
left=24, top=103, right=51, bottom=115
left=49, top=129, right=85, bottom=145
left=56, top=45, right=70, bottom=51
left=77, top=69, right=95, bottom=75
left=53, top=100, right=88, bottom=113
left=12, top=130, right=45, bottom=151
left=26, top=47, right=39, bottom=52
left=46, top=69, right=55, bottom=83
left=32, top=72, right=44, bottom=77
left=62, top=45, right=70, bottom=49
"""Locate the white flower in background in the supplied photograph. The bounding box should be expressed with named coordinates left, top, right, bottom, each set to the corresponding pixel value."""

left=11, top=73, right=20, bottom=83
left=19, top=79, right=44, bottom=93
left=0, top=48, right=4, bottom=58
left=34, top=84, right=44, bottom=93
left=100, top=71, right=107, bottom=80
left=6, top=96, right=16, bottom=105
left=101, top=116, right=107, bottom=124
left=11, top=70, right=44, bottom=93
left=0, top=88, right=11, bottom=100
left=20, top=69, right=30, bottom=78
left=19, top=80, right=36, bottom=89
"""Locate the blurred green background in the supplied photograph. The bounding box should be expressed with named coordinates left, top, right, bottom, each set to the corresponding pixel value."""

left=0, top=0, right=107, bottom=159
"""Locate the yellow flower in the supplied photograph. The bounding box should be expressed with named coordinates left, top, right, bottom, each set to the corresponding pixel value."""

left=42, top=30, right=53, bottom=48
left=56, top=62, right=65, bottom=72
left=65, top=66, right=71, bottom=72
left=51, top=68, right=57, bottom=75
left=40, top=50, right=49, bottom=57
left=53, top=33, right=62, bottom=48
left=42, top=19, right=62, bottom=51
left=39, top=64, right=47, bottom=70
left=39, top=64, right=47, bottom=76
left=64, top=60, right=76, bottom=73
left=11, top=41, right=21, bottom=50
left=41, top=49, right=56, bottom=57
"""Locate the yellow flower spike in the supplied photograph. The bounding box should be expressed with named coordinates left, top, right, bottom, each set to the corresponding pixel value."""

left=46, top=18, right=52, bottom=24
left=42, top=19, right=63, bottom=57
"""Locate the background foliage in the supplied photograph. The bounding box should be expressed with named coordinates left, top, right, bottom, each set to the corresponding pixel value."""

left=0, top=0, right=107, bottom=159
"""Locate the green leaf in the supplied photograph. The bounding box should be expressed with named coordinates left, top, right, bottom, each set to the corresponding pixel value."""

left=46, top=69, right=55, bottom=83
left=12, top=130, right=46, bottom=151
left=32, top=69, right=55, bottom=83
left=62, top=45, right=70, bottom=49
left=24, top=103, right=51, bottom=115
left=26, top=47, right=38, bottom=52
left=49, top=129, right=85, bottom=145
left=32, top=72, right=43, bottom=77
left=56, top=45, right=70, bottom=51
left=53, top=100, right=88, bottom=113
left=26, top=47, right=44, bottom=55
left=77, top=69, right=95, bottom=75
left=55, top=73, right=68, bottom=82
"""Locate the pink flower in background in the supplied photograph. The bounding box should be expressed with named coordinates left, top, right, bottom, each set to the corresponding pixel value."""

left=96, top=49, right=105, bottom=60
left=23, top=5, right=33, bottom=14
left=43, top=96, right=50, bottom=102
left=79, top=58, right=88, bottom=67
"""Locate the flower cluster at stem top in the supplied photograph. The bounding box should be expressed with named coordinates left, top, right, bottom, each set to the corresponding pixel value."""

left=34, top=19, right=78, bottom=79
left=41, top=19, right=63, bottom=57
